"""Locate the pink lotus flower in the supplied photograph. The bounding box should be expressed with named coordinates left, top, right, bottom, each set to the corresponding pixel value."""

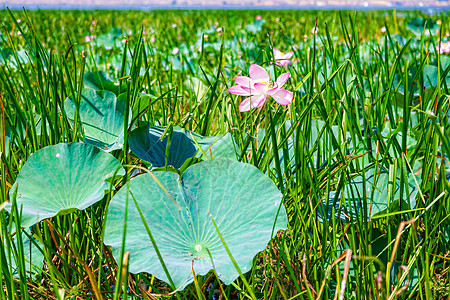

left=272, top=48, right=294, bottom=67
left=440, top=41, right=450, bottom=54
left=255, top=15, right=262, bottom=21
left=227, top=64, right=293, bottom=112
left=85, top=35, right=96, bottom=43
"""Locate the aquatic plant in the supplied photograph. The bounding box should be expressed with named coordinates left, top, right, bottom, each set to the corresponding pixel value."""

left=104, top=159, right=287, bottom=289
left=6, top=143, right=124, bottom=228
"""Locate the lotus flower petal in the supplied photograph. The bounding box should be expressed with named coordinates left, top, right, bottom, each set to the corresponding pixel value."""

left=249, top=64, right=270, bottom=82
left=234, top=76, right=254, bottom=88
left=282, top=51, right=294, bottom=60
left=227, top=85, right=252, bottom=96
left=239, top=95, right=267, bottom=112
left=270, top=88, right=293, bottom=105
left=254, top=82, right=269, bottom=95
left=275, top=72, right=291, bottom=88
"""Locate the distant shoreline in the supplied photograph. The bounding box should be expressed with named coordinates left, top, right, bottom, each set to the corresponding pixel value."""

left=3, top=4, right=450, bottom=11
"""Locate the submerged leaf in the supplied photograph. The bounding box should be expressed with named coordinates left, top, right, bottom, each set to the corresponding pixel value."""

left=104, top=159, right=287, bottom=289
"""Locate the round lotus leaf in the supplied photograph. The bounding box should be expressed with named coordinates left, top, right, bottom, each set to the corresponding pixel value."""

left=0, top=48, right=13, bottom=65
left=8, top=49, right=31, bottom=69
left=104, top=159, right=287, bottom=289
left=94, top=28, right=124, bottom=50
left=441, top=56, right=450, bottom=71
left=65, top=88, right=131, bottom=151
left=406, top=18, right=439, bottom=36
left=392, top=65, right=450, bottom=105
left=131, top=93, right=158, bottom=120
left=6, top=143, right=124, bottom=228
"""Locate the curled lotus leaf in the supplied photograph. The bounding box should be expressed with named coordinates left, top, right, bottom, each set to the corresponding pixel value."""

left=128, top=125, right=238, bottom=169
left=84, top=71, right=120, bottom=95
left=104, top=159, right=287, bottom=289
left=128, top=125, right=197, bottom=169
left=65, top=88, right=131, bottom=151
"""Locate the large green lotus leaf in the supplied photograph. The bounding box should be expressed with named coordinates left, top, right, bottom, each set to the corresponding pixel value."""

left=129, top=125, right=238, bottom=168
left=245, top=18, right=266, bottom=34
left=201, top=133, right=239, bottom=160
left=406, top=18, right=439, bottom=36
left=0, top=48, right=27, bottom=68
left=10, top=49, right=31, bottom=69
left=84, top=71, right=120, bottom=95
left=392, top=65, right=450, bottom=104
left=441, top=56, right=450, bottom=71
left=65, top=88, right=131, bottom=152
left=95, top=28, right=124, bottom=50
left=104, top=159, right=287, bottom=289
left=422, top=65, right=450, bottom=89
left=6, top=143, right=124, bottom=228
left=320, top=168, right=419, bottom=223
left=131, top=93, right=158, bottom=120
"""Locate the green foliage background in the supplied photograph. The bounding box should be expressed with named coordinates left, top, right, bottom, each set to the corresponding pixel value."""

left=1, top=8, right=450, bottom=299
